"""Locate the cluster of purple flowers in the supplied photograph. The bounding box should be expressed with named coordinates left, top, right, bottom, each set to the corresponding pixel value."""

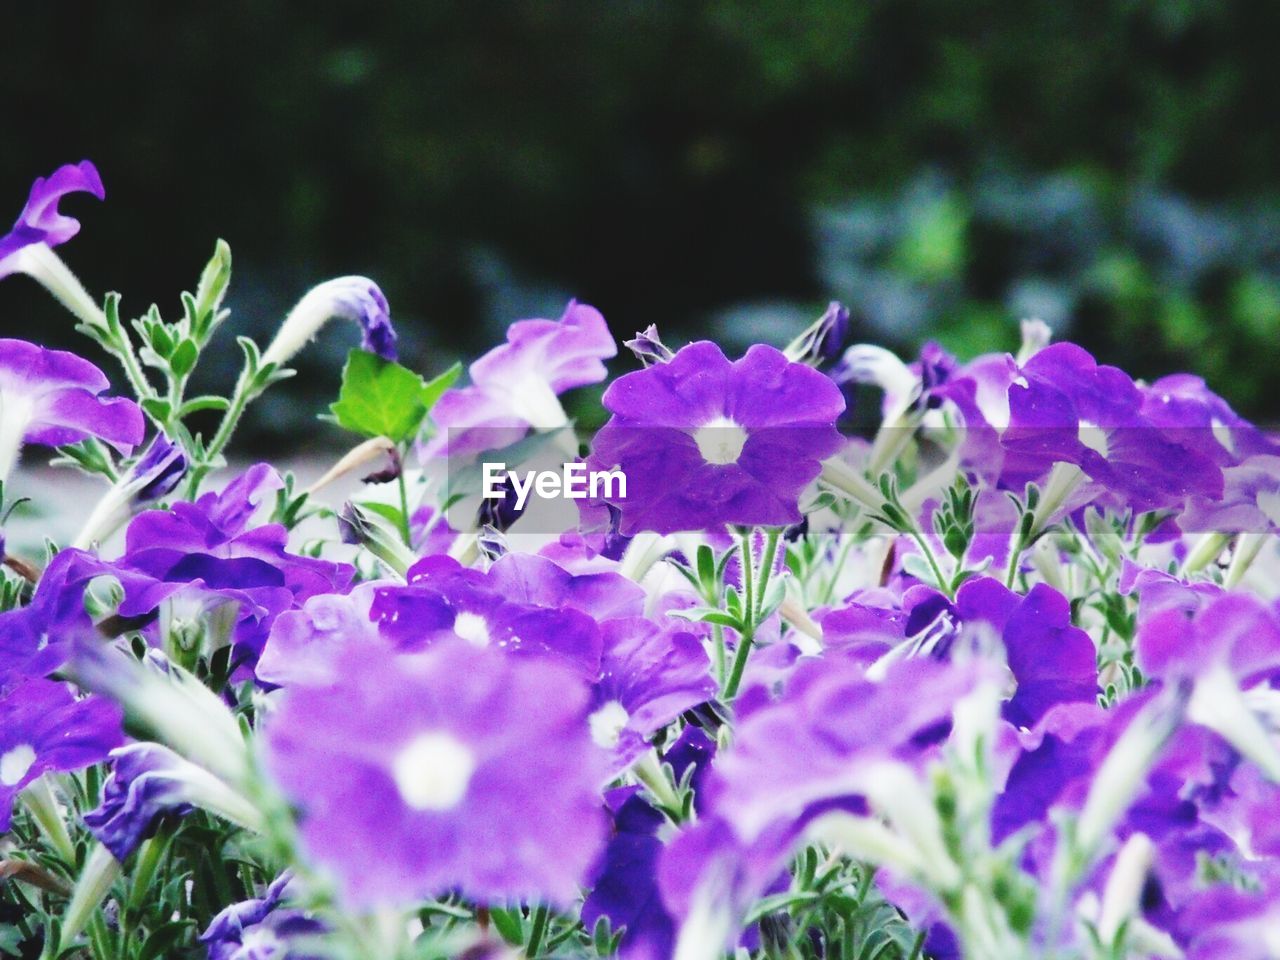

left=2, top=161, right=1280, bottom=960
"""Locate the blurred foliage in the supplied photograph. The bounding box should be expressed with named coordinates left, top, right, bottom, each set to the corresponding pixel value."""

left=2, top=0, right=1279, bottom=445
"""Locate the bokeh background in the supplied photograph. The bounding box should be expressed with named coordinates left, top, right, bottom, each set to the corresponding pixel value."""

left=5, top=1, right=1280, bottom=450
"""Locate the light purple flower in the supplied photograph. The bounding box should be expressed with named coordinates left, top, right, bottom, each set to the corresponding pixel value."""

left=115, top=464, right=354, bottom=670
left=255, top=583, right=381, bottom=688
left=588, top=341, right=846, bottom=535
left=424, top=300, right=615, bottom=457
left=588, top=617, right=715, bottom=771
left=0, top=161, right=104, bottom=280
left=200, top=872, right=325, bottom=960
left=263, top=638, right=609, bottom=909
left=0, top=339, right=144, bottom=480
left=0, top=678, right=122, bottom=831
left=73, top=432, right=189, bottom=549
left=368, top=551, right=640, bottom=677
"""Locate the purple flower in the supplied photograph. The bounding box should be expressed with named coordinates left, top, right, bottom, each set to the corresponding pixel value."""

left=0, top=549, right=145, bottom=686
left=83, top=742, right=262, bottom=862
left=0, top=679, right=122, bottom=831
left=0, top=339, right=144, bottom=481
left=255, top=583, right=381, bottom=688
left=368, top=552, right=639, bottom=677
left=583, top=788, right=675, bottom=960
left=588, top=341, right=846, bottom=535
left=263, top=638, right=609, bottom=909
left=425, top=300, right=616, bottom=457
left=589, top=617, right=715, bottom=771
left=625, top=324, right=676, bottom=366
left=1002, top=343, right=1224, bottom=512
left=115, top=464, right=354, bottom=670
left=200, top=872, right=325, bottom=960
left=952, top=578, right=1098, bottom=728
left=261, top=277, right=396, bottom=367
left=0, top=161, right=104, bottom=280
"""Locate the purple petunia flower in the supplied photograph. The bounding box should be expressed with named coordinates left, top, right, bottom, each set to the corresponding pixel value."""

left=588, top=617, right=715, bottom=771
left=261, top=277, right=397, bottom=367
left=200, top=872, right=325, bottom=960
left=262, top=638, right=609, bottom=909
left=423, top=300, right=616, bottom=457
left=1002, top=342, right=1224, bottom=514
left=255, top=583, right=382, bottom=688
left=0, top=161, right=104, bottom=281
left=0, top=549, right=138, bottom=686
left=83, top=742, right=263, bottom=862
left=114, top=464, right=354, bottom=671
left=588, top=341, right=845, bottom=535
left=0, top=678, right=122, bottom=831
left=369, top=551, right=644, bottom=677
left=0, top=339, right=144, bottom=481
left=583, top=788, right=675, bottom=960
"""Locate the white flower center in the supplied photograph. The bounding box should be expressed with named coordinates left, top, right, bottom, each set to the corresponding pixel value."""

left=0, top=744, right=37, bottom=787
left=588, top=700, right=631, bottom=749
left=392, top=731, right=476, bottom=811
left=453, top=611, right=491, bottom=647
left=693, top=416, right=748, bottom=465
left=1078, top=420, right=1109, bottom=458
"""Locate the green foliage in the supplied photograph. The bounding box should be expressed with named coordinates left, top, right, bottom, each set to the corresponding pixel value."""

left=330, top=351, right=459, bottom=443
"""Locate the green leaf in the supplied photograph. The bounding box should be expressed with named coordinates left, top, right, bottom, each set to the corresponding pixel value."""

left=421, top=361, right=462, bottom=410
left=141, top=397, right=173, bottom=423
left=169, top=338, right=199, bottom=379
left=330, top=350, right=439, bottom=442
left=177, top=395, right=231, bottom=417
left=489, top=907, right=525, bottom=946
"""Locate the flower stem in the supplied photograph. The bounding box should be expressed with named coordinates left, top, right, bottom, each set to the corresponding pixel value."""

left=396, top=461, right=413, bottom=546
left=21, top=775, right=75, bottom=865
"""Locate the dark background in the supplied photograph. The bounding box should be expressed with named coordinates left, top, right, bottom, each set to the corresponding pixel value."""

left=5, top=1, right=1280, bottom=447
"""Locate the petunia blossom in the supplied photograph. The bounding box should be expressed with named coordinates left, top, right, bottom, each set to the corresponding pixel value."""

left=263, top=638, right=609, bottom=909
left=423, top=300, right=616, bottom=458
left=0, top=161, right=103, bottom=276
left=0, top=678, right=123, bottom=831
left=588, top=341, right=845, bottom=535
left=0, top=339, right=144, bottom=482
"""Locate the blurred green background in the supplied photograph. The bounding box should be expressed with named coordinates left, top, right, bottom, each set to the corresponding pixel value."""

left=4, top=1, right=1279, bottom=447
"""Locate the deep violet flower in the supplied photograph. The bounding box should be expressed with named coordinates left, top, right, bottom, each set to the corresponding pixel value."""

left=0, top=338, right=144, bottom=481
left=424, top=300, right=616, bottom=457
left=83, top=742, right=262, bottom=861
left=200, top=872, right=325, bottom=960
left=260, top=277, right=396, bottom=367
left=263, top=638, right=609, bottom=909
left=0, top=161, right=104, bottom=280
left=588, top=341, right=845, bottom=535
left=583, top=788, right=675, bottom=960
left=0, top=548, right=141, bottom=686
left=0, top=679, right=122, bottom=831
